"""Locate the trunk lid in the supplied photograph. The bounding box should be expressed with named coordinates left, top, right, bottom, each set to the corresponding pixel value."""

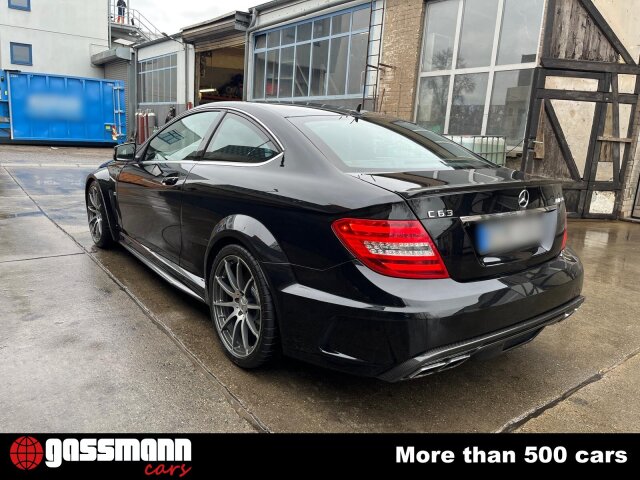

left=350, top=168, right=567, bottom=281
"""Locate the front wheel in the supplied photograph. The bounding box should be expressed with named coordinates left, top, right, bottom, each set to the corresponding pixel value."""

left=209, top=244, right=278, bottom=368
left=86, top=181, right=113, bottom=249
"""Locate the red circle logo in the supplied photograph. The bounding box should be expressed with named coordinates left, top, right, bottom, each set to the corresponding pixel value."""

left=9, top=436, right=44, bottom=470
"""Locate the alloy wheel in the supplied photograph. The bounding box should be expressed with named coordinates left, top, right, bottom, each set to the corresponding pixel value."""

left=87, top=185, right=103, bottom=243
left=212, top=255, right=262, bottom=358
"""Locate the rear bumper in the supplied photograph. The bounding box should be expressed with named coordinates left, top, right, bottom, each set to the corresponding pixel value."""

left=269, top=248, right=584, bottom=379
left=377, top=295, right=584, bottom=382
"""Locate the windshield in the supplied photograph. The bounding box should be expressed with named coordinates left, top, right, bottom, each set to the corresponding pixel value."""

left=289, top=115, right=493, bottom=172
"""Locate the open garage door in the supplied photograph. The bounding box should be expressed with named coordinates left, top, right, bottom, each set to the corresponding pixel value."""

left=196, top=46, right=245, bottom=105
left=181, top=11, right=250, bottom=107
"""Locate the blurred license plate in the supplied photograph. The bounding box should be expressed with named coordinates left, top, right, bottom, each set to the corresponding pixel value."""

left=476, top=215, right=545, bottom=255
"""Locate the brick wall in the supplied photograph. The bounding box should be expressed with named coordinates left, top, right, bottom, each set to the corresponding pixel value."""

left=378, top=0, right=425, bottom=120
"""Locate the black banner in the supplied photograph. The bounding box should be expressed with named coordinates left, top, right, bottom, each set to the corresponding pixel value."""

left=1, top=433, right=636, bottom=476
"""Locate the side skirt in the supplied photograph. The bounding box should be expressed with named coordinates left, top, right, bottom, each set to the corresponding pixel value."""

left=119, top=236, right=207, bottom=303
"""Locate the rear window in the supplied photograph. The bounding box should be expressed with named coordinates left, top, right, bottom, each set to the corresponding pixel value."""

left=289, top=115, right=492, bottom=172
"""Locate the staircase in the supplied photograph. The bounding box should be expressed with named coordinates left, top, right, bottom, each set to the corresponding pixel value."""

left=109, top=0, right=163, bottom=44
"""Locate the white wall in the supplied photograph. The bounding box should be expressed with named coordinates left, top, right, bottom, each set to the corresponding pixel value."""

left=137, top=38, right=196, bottom=109
left=253, top=0, right=364, bottom=29
left=0, top=0, right=109, bottom=78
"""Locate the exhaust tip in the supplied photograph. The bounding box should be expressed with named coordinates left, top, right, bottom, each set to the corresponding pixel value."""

left=409, top=353, right=471, bottom=379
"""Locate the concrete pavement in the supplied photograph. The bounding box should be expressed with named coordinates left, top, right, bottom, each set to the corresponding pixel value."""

left=1, top=144, right=639, bottom=432
left=517, top=353, right=640, bottom=432
left=0, top=149, right=252, bottom=432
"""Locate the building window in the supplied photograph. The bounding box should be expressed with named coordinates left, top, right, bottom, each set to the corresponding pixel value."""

left=251, top=4, right=377, bottom=102
left=416, top=0, right=544, bottom=147
left=10, top=42, right=32, bottom=66
left=138, top=54, right=178, bottom=104
left=8, top=0, right=30, bottom=11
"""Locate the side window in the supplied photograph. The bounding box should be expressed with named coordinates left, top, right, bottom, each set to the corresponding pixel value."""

left=203, top=113, right=279, bottom=163
left=145, top=111, right=220, bottom=162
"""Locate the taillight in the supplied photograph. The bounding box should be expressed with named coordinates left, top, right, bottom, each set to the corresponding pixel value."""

left=332, top=218, right=449, bottom=279
left=561, top=211, right=568, bottom=250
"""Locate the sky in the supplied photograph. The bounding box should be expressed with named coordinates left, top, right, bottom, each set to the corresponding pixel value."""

left=130, top=0, right=257, bottom=34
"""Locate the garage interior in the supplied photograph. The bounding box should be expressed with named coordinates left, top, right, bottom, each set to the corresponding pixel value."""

left=197, top=46, right=245, bottom=104
left=181, top=11, right=250, bottom=106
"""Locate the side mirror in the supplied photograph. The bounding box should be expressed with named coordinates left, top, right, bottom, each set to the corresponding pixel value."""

left=114, top=142, right=137, bottom=162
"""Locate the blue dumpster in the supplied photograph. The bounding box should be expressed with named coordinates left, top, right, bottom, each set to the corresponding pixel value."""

left=0, top=69, right=126, bottom=145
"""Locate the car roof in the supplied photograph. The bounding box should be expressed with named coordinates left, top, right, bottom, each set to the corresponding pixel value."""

left=191, top=101, right=360, bottom=118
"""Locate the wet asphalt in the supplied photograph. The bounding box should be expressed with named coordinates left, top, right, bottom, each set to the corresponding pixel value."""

left=1, top=145, right=639, bottom=433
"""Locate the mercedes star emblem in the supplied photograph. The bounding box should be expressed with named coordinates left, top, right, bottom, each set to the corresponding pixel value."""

left=518, top=189, right=530, bottom=209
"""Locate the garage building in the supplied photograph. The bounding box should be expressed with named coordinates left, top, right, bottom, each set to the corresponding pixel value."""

left=182, top=12, right=251, bottom=107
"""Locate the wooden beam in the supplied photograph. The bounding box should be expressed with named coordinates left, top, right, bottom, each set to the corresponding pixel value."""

left=597, top=136, right=633, bottom=143
left=578, top=0, right=636, bottom=65
left=577, top=189, right=588, bottom=217
left=617, top=57, right=640, bottom=216
left=583, top=76, right=608, bottom=189
left=591, top=181, right=619, bottom=191
left=541, top=0, right=557, bottom=59
left=610, top=74, right=621, bottom=188
left=541, top=57, right=640, bottom=75
left=562, top=182, right=589, bottom=189
left=544, top=69, right=604, bottom=80
left=587, top=74, right=611, bottom=188
left=521, top=68, right=546, bottom=172
left=537, top=88, right=637, bottom=104
left=544, top=100, right=582, bottom=181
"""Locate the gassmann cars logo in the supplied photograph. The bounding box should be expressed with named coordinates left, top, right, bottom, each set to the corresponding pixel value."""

left=10, top=436, right=44, bottom=470
left=9, top=436, right=192, bottom=477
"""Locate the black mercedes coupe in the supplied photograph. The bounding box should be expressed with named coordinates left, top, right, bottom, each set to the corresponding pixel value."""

left=85, top=102, right=584, bottom=381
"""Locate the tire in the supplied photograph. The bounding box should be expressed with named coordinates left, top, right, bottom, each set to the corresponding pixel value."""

left=86, top=181, right=114, bottom=249
left=209, top=244, right=278, bottom=369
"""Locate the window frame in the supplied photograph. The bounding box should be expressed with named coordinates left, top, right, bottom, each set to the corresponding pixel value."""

left=8, top=0, right=30, bottom=11
left=199, top=109, right=284, bottom=167
left=139, top=110, right=223, bottom=163
left=138, top=53, right=178, bottom=105
left=249, top=3, right=377, bottom=103
left=9, top=42, right=33, bottom=66
left=414, top=0, right=545, bottom=144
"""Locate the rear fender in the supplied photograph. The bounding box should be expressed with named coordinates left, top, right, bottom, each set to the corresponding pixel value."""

left=204, top=214, right=294, bottom=301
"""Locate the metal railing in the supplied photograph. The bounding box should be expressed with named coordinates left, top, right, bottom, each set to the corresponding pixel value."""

left=443, top=135, right=507, bottom=166
left=109, top=1, right=163, bottom=41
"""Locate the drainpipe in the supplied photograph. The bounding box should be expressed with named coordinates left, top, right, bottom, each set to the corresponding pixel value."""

left=184, top=41, right=191, bottom=110
left=243, top=8, right=259, bottom=101
left=130, top=49, right=137, bottom=141
left=107, top=0, right=112, bottom=47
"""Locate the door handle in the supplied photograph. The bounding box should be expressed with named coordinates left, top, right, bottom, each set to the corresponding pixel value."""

left=161, top=176, right=180, bottom=186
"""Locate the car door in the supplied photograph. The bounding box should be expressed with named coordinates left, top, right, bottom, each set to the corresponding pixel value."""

left=117, top=110, right=221, bottom=265
left=180, top=112, right=282, bottom=279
